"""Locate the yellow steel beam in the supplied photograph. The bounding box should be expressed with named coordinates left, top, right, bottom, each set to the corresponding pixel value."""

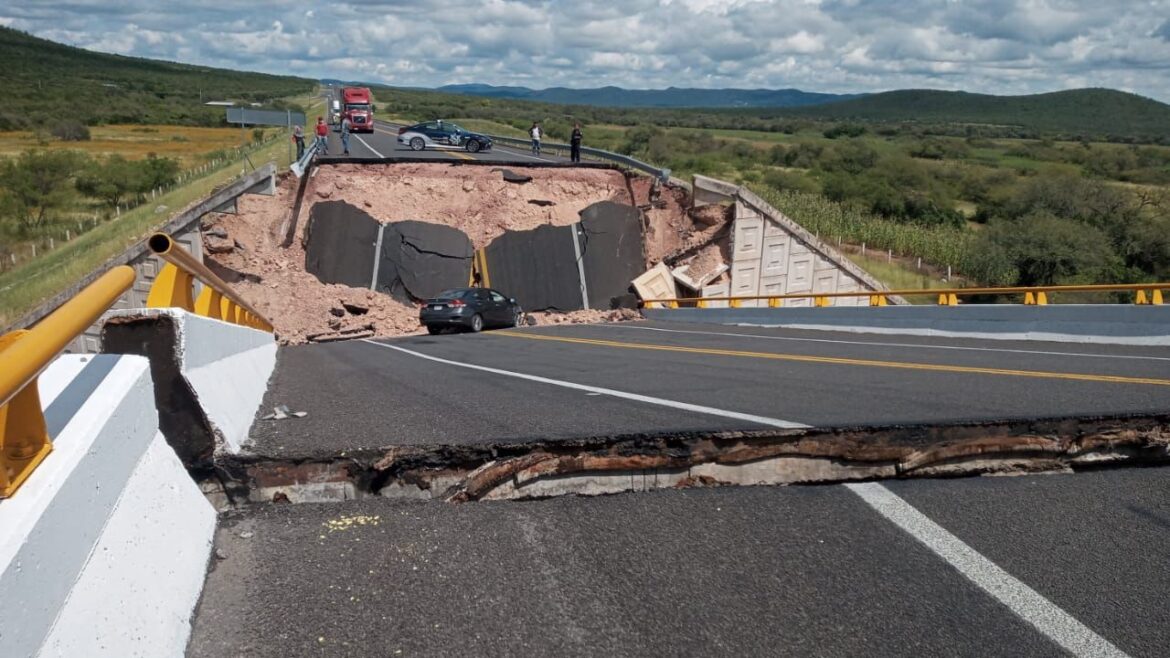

left=147, top=233, right=273, bottom=332
left=0, top=266, right=134, bottom=497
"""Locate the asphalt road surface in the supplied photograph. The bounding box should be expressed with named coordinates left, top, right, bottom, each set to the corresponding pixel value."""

left=317, top=117, right=571, bottom=164
left=249, top=320, right=1170, bottom=458
left=188, top=466, right=1170, bottom=657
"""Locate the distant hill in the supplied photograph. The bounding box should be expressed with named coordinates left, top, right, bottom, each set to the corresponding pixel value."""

left=433, top=83, right=863, bottom=108
left=783, top=88, right=1170, bottom=140
left=0, top=27, right=315, bottom=130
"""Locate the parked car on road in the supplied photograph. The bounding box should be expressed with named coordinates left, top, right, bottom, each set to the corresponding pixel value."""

left=397, top=121, right=493, bottom=153
left=420, top=287, right=522, bottom=334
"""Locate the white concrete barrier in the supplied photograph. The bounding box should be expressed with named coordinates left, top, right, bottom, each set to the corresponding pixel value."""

left=102, top=308, right=277, bottom=460
left=645, top=305, right=1170, bottom=346
left=0, top=354, right=216, bottom=657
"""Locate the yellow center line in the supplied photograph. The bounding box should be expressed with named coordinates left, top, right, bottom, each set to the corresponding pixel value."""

left=494, top=331, right=1170, bottom=387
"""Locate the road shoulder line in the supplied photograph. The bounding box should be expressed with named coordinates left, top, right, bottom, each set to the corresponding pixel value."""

left=359, top=339, right=809, bottom=430
left=846, top=482, right=1129, bottom=658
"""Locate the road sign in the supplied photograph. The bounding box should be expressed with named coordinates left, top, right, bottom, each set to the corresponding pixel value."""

left=225, top=108, right=306, bottom=128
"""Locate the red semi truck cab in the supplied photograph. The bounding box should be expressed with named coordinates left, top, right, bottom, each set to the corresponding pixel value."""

left=340, top=87, right=374, bottom=133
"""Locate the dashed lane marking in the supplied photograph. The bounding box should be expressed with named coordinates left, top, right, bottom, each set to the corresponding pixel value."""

left=493, top=331, right=1170, bottom=387
left=359, top=339, right=809, bottom=429
left=847, top=483, right=1129, bottom=658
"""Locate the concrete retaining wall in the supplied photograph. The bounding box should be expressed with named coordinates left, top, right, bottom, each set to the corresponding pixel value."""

left=102, top=308, right=277, bottom=459
left=0, top=354, right=216, bottom=657
left=692, top=175, right=898, bottom=307
left=644, top=305, right=1170, bottom=345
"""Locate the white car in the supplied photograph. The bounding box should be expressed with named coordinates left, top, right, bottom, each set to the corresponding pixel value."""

left=396, top=121, right=493, bottom=153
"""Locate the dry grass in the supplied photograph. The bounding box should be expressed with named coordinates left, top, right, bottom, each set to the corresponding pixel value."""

left=0, top=125, right=261, bottom=167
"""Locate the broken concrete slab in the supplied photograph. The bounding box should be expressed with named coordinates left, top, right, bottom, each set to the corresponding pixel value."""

left=632, top=263, right=679, bottom=304
left=496, top=168, right=533, bottom=184
left=101, top=308, right=276, bottom=464
left=375, top=220, right=474, bottom=303
left=578, top=201, right=645, bottom=310
left=304, top=201, right=380, bottom=289
left=484, top=224, right=581, bottom=311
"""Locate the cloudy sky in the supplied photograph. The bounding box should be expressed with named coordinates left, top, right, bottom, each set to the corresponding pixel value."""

left=4, top=0, right=1170, bottom=101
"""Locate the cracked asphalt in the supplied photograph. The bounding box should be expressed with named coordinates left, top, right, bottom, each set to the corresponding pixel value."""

left=188, top=467, right=1170, bottom=657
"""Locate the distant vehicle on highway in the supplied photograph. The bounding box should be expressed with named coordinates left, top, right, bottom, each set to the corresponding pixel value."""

left=420, top=287, right=522, bottom=334
left=330, top=99, right=341, bottom=126
left=340, top=87, right=374, bottom=133
left=397, top=121, right=493, bottom=153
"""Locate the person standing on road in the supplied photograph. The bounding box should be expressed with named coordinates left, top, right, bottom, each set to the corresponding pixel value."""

left=530, top=122, right=542, bottom=155
left=570, top=123, right=583, bottom=163
left=292, top=124, right=305, bottom=160
left=315, top=117, right=329, bottom=155
left=341, top=116, right=352, bottom=156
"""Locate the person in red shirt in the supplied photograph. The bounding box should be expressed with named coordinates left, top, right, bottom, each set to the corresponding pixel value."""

left=314, top=116, right=329, bottom=155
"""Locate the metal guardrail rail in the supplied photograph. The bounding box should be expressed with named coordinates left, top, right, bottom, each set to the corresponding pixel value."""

left=644, top=282, right=1170, bottom=308
left=0, top=266, right=135, bottom=497
left=485, top=133, right=672, bottom=183
left=146, top=233, right=274, bottom=332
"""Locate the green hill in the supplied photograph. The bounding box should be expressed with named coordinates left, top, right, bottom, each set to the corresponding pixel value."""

left=784, top=88, right=1170, bottom=141
left=0, top=26, right=315, bottom=130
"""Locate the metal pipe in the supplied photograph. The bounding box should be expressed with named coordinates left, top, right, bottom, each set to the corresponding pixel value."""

left=148, top=233, right=273, bottom=331
left=0, top=266, right=134, bottom=409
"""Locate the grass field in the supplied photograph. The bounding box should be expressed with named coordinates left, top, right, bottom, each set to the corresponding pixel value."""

left=0, top=125, right=259, bottom=167
left=0, top=93, right=324, bottom=327
left=844, top=251, right=953, bottom=303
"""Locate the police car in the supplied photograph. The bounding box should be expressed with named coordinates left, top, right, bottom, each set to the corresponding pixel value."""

left=396, top=121, right=493, bottom=153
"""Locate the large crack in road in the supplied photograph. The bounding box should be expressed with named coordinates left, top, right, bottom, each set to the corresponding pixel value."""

left=200, top=413, right=1170, bottom=508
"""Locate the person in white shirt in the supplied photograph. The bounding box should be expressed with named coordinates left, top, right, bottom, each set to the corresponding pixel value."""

left=530, top=122, right=542, bottom=155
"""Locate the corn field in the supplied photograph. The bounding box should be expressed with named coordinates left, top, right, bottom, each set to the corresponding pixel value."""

left=751, top=186, right=979, bottom=275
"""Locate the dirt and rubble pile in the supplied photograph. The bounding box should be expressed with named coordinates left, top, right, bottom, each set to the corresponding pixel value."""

left=203, top=164, right=731, bottom=343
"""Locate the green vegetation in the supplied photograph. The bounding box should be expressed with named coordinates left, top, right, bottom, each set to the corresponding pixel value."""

left=0, top=26, right=314, bottom=131
left=0, top=132, right=298, bottom=326
left=373, top=85, right=1170, bottom=291
left=784, top=89, right=1170, bottom=143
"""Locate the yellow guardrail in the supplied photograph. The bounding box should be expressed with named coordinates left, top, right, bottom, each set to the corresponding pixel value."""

left=0, top=266, right=135, bottom=497
left=643, top=282, right=1169, bottom=309
left=146, top=233, right=273, bottom=332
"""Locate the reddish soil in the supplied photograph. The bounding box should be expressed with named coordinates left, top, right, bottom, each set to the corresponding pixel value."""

left=204, top=164, right=729, bottom=344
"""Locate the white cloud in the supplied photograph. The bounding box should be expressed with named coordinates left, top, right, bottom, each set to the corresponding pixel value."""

left=0, top=0, right=1168, bottom=101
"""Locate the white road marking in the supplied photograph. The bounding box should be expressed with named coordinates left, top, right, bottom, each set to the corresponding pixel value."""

left=361, top=339, right=809, bottom=429
left=353, top=134, right=385, bottom=158
left=610, top=324, right=1170, bottom=362
left=491, top=144, right=559, bottom=163
left=846, top=482, right=1129, bottom=658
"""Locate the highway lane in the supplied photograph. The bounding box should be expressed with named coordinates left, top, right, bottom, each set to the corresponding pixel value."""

left=249, top=320, right=1170, bottom=456
left=316, top=117, right=570, bottom=164
left=189, top=467, right=1168, bottom=656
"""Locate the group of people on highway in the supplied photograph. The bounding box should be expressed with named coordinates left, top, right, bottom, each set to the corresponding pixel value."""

left=292, top=116, right=352, bottom=160
left=294, top=117, right=583, bottom=162
left=528, top=122, right=584, bottom=162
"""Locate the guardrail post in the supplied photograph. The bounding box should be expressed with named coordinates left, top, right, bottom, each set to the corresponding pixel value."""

left=729, top=298, right=742, bottom=309
left=147, top=262, right=195, bottom=311
left=869, top=294, right=888, bottom=307
left=0, top=330, right=52, bottom=498
left=768, top=297, right=782, bottom=308
left=1136, top=290, right=1150, bottom=305
left=814, top=296, right=829, bottom=307
left=1154, top=290, right=1164, bottom=305
left=195, top=286, right=224, bottom=320
left=937, top=292, right=958, bottom=306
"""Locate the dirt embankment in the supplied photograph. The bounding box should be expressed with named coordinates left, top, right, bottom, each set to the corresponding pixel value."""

left=203, top=164, right=728, bottom=344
